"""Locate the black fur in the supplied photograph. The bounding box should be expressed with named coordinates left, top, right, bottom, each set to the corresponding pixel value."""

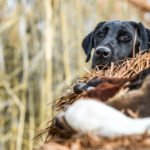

left=82, top=22, right=105, bottom=62
left=82, top=21, right=150, bottom=68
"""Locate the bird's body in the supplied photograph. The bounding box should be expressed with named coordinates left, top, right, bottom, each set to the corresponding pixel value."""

left=65, top=99, right=150, bottom=137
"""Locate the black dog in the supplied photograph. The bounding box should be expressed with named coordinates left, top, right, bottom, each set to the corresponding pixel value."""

left=82, top=21, right=150, bottom=68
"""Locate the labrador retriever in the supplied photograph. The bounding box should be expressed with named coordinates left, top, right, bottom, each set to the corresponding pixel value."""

left=82, top=21, right=150, bottom=68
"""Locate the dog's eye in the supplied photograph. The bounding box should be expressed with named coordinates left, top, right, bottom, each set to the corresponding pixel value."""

left=119, top=34, right=130, bottom=42
left=97, top=32, right=105, bottom=38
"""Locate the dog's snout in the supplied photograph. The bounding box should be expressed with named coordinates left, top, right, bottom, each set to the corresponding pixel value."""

left=95, top=47, right=111, bottom=58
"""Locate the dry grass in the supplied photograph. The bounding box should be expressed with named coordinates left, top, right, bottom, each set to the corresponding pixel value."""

left=39, top=51, right=150, bottom=150
left=127, top=0, right=150, bottom=11
left=0, top=0, right=150, bottom=150
left=42, top=134, right=150, bottom=150
left=54, top=51, right=150, bottom=111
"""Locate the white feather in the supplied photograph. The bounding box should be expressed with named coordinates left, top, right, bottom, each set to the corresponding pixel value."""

left=64, top=99, right=150, bottom=137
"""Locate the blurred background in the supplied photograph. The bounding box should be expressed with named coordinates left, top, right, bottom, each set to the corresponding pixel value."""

left=0, top=0, right=150, bottom=149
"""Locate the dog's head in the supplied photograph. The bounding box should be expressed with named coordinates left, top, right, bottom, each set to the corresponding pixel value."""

left=82, top=21, right=150, bottom=68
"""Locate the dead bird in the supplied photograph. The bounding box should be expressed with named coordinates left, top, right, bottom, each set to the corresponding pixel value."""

left=107, top=75, right=150, bottom=117
left=55, top=98, right=150, bottom=137
left=74, top=67, right=150, bottom=101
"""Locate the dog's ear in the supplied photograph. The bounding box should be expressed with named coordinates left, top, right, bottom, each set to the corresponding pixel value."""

left=82, top=31, right=94, bottom=62
left=145, top=28, right=150, bottom=48
left=82, top=22, right=105, bottom=62
left=130, top=22, right=150, bottom=50
left=137, top=23, right=150, bottom=50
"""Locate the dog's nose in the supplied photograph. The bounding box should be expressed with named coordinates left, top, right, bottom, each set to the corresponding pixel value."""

left=95, top=47, right=111, bottom=58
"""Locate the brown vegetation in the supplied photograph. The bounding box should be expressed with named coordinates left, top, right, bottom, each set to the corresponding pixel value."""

left=38, top=51, right=150, bottom=150
left=0, top=0, right=150, bottom=150
left=127, top=0, right=150, bottom=11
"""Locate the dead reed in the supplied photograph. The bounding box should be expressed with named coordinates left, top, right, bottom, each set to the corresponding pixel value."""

left=41, top=51, right=150, bottom=150
left=0, top=0, right=149, bottom=150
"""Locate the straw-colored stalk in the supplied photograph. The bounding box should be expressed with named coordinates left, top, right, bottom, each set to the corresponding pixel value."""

left=0, top=38, right=5, bottom=72
left=127, top=0, right=150, bottom=11
left=42, top=0, right=53, bottom=120
left=60, top=1, right=71, bottom=85
left=74, top=0, right=85, bottom=70
left=15, top=0, right=29, bottom=149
